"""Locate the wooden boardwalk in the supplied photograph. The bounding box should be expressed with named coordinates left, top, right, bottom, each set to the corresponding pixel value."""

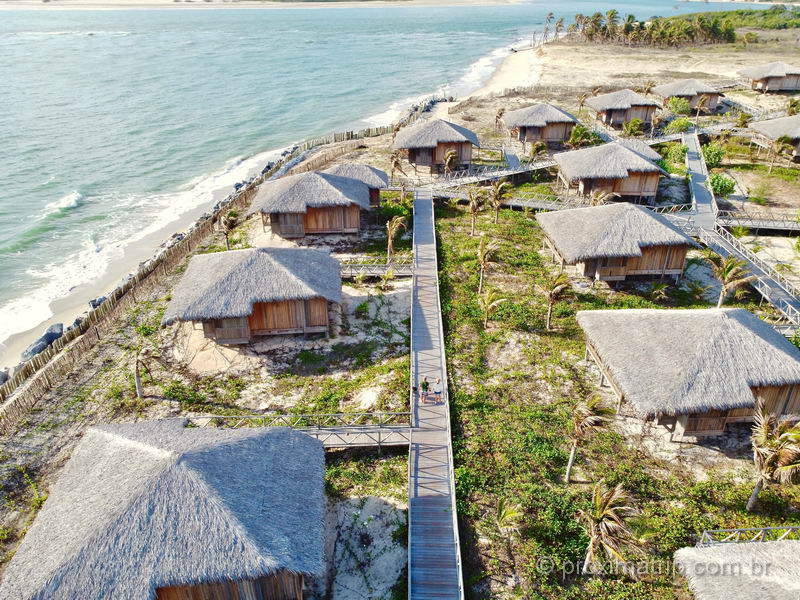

left=408, top=189, right=464, bottom=600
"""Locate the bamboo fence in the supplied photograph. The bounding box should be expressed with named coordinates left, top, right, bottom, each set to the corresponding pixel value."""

left=0, top=97, right=440, bottom=434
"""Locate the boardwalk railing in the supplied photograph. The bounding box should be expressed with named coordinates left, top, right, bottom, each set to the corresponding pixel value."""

left=339, top=256, right=413, bottom=277
left=710, top=224, right=800, bottom=301
left=648, top=202, right=695, bottom=214
left=717, top=209, right=800, bottom=232
left=697, top=526, right=800, bottom=547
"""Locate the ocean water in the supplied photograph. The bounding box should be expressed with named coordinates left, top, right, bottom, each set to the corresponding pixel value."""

left=0, top=1, right=758, bottom=362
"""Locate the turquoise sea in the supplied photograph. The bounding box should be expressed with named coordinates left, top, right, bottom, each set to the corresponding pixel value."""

left=0, top=1, right=759, bottom=364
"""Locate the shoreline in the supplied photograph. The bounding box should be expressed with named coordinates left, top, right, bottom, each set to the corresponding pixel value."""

left=0, top=29, right=532, bottom=370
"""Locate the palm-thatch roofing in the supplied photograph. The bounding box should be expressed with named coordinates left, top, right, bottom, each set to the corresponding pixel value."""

left=651, top=79, right=719, bottom=99
left=162, top=247, right=341, bottom=324
left=392, top=118, right=480, bottom=149
left=554, top=140, right=664, bottom=182
left=576, top=308, right=800, bottom=418
left=740, top=61, right=800, bottom=80
left=249, top=171, right=370, bottom=215
left=584, top=89, right=659, bottom=112
left=749, top=114, right=800, bottom=141
left=674, top=540, right=800, bottom=600
left=536, top=203, right=697, bottom=264
left=502, top=103, right=578, bottom=128
left=0, top=420, right=325, bottom=600
left=322, top=163, right=389, bottom=189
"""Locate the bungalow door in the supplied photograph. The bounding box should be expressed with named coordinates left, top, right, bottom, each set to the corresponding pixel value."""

left=411, top=148, right=432, bottom=166
left=304, top=207, right=343, bottom=233
left=249, top=301, right=304, bottom=335
left=304, top=298, right=329, bottom=332
left=343, top=205, right=360, bottom=232
left=277, top=213, right=304, bottom=238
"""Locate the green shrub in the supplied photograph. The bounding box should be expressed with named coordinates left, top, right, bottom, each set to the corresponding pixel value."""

left=665, top=117, right=692, bottom=134
left=709, top=173, right=736, bottom=198
left=162, top=380, right=206, bottom=407
left=666, top=143, right=688, bottom=165
left=666, top=96, right=691, bottom=115
left=701, top=142, right=725, bottom=168
left=622, top=118, right=644, bottom=137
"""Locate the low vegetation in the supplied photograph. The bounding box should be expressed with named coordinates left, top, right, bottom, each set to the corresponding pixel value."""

left=437, top=205, right=797, bottom=599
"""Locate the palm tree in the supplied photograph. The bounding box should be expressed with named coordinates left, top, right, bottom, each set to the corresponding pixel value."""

left=219, top=210, right=239, bottom=250
left=487, top=179, right=511, bottom=224
left=565, top=396, right=613, bottom=483
left=479, top=288, right=507, bottom=328
left=648, top=281, right=669, bottom=302
left=579, top=482, right=640, bottom=575
left=747, top=400, right=800, bottom=511
left=537, top=271, right=572, bottom=331
left=467, top=188, right=485, bottom=236
left=491, top=497, right=523, bottom=569
left=390, top=151, right=406, bottom=182
left=554, top=17, right=565, bottom=41
left=477, top=234, right=500, bottom=293
left=639, top=80, right=655, bottom=95
left=386, top=215, right=407, bottom=264
left=788, top=97, right=800, bottom=116
left=768, top=137, right=794, bottom=175
left=695, top=94, right=710, bottom=125
left=605, top=9, right=620, bottom=40
left=705, top=253, right=756, bottom=307
left=495, top=108, right=506, bottom=132
left=443, top=149, right=460, bottom=175
left=588, top=190, right=616, bottom=206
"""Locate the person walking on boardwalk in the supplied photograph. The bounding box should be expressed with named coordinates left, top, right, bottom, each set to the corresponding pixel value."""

left=420, top=376, right=430, bottom=404
left=432, top=378, right=443, bottom=404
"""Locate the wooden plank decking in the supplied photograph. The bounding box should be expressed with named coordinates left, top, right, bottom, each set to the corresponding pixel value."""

left=408, top=189, right=464, bottom=600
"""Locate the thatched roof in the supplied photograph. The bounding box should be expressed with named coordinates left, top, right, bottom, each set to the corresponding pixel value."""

left=577, top=308, right=800, bottom=418
left=162, top=247, right=341, bottom=324
left=675, top=540, right=800, bottom=600
left=740, top=61, right=800, bottom=80
left=536, top=203, right=696, bottom=264
left=250, top=171, right=370, bottom=215
left=584, top=89, right=659, bottom=112
left=323, top=163, right=389, bottom=189
left=750, top=114, right=800, bottom=141
left=503, top=103, right=578, bottom=128
left=651, top=79, right=719, bottom=99
left=0, top=420, right=325, bottom=600
left=554, top=140, right=664, bottom=182
left=393, top=118, right=480, bottom=149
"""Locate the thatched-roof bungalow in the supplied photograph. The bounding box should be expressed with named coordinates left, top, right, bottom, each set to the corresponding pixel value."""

left=393, top=118, right=480, bottom=173
left=162, top=247, right=341, bottom=344
left=536, top=204, right=697, bottom=282
left=749, top=114, right=800, bottom=161
left=741, top=61, right=800, bottom=92
left=675, top=540, right=800, bottom=600
left=323, top=163, right=389, bottom=206
left=250, top=171, right=370, bottom=238
left=0, top=420, right=325, bottom=600
left=584, top=89, right=659, bottom=127
left=577, top=308, right=800, bottom=440
left=554, top=140, right=665, bottom=202
left=651, top=79, right=722, bottom=112
left=502, top=103, right=578, bottom=144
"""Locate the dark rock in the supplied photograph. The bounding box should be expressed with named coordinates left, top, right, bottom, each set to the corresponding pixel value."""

left=89, top=296, right=107, bottom=310
left=11, top=362, right=25, bottom=377
left=41, top=323, right=63, bottom=345
left=21, top=340, right=48, bottom=362
left=0, top=369, right=9, bottom=386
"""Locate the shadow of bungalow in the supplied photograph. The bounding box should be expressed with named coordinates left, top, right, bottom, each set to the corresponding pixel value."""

left=501, top=103, right=578, bottom=148
left=0, top=420, right=325, bottom=600
left=161, top=247, right=342, bottom=345
left=584, top=89, right=659, bottom=128
left=553, top=139, right=666, bottom=204
left=577, top=308, right=800, bottom=441
left=748, top=114, right=800, bottom=162
left=740, top=61, right=800, bottom=93
left=392, top=117, right=480, bottom=174
left=651, top=79, right=722, bottom=112
left=248, top=171, right=373, bottom=239
left=536, top=203, right=698, bottom=283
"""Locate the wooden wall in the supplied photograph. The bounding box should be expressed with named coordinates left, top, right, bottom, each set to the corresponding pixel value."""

left=518, top=122, right=574, bottom=142
left=433, top=141, right=473, bottom=165
left=754, top=75, right=800, bottom=91
left=156, top=572, right=303, bottom=600
left=684, top=384, right=800, bottom=435
left=297, top=205, right=360, bottom=235
left=247, top=298, right=329, bottom=336
left=624, top=244, right=688, bottom=275
left=577, top=172, right=660, bottom=198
